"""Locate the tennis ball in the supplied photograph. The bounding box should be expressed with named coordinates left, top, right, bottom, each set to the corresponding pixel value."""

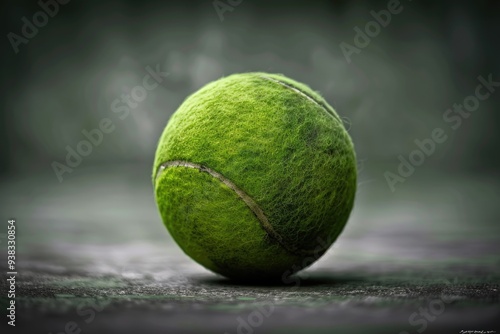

left=153, top=72, right=356, bottom=281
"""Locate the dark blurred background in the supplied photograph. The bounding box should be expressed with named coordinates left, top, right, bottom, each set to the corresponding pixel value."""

left=1, top=1, right=499, bottom=333
left=1, top=0, right=500, bottom=178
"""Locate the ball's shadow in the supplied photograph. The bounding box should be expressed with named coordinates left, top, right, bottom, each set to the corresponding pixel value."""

left=195, top=271, right=366, bottom=288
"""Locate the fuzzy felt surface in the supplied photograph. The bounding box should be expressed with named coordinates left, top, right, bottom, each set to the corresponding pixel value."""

left=153, top=72, right=357, bottom=280
left=155, top=165, right=303, bottom=280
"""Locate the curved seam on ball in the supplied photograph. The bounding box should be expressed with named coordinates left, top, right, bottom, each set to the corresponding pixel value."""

left=259, top=75, right=342, bottom=123
left=155, top=160, right=318, bottom=256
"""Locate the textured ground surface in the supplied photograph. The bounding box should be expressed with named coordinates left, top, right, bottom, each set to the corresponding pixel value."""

left=0, top=164, right=499, bottom=334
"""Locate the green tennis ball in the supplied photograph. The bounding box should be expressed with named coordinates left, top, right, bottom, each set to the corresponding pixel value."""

left=153, top=72, right=356, bottom=281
